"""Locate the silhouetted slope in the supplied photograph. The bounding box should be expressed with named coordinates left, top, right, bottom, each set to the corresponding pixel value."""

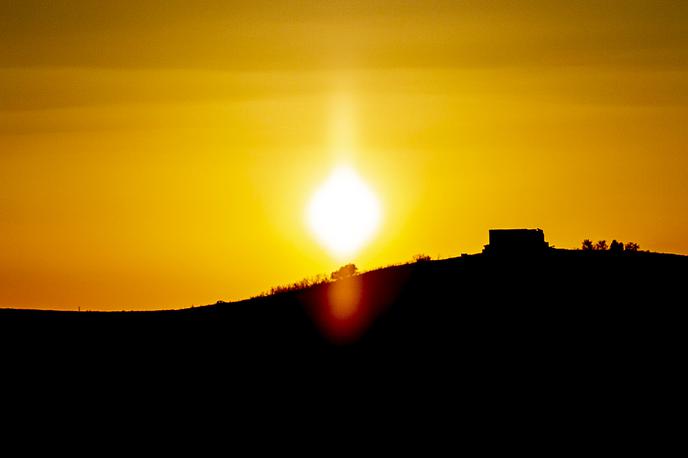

left=4, top=247, right=686, bottom=431
left=2, top=249, right=684, bottom=365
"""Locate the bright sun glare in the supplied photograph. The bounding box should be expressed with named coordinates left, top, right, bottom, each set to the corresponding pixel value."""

left=307, top=166, right=381, bottom=258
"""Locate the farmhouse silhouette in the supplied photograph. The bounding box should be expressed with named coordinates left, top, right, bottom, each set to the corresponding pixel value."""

left=483, top=228, right=550, bottom=255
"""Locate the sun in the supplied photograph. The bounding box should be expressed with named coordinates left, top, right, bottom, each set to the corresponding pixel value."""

left=307, top=166, right=381, bottom=258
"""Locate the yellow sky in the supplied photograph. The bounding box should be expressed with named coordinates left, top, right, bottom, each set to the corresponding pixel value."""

left=1, top=1, right=687, bottom=310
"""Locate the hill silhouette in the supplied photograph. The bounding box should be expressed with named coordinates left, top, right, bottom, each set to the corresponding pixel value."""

left=0, top=245, right=688, bottom=450
left=2, top=247, right=685, bottom=367
left=3, top=244, right=686, bottom=433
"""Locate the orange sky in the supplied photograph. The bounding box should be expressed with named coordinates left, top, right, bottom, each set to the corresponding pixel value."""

left=2, top=1, right=687, bottom=310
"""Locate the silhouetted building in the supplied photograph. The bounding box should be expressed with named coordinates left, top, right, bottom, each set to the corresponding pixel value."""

left=483, top=229, right=550, bottom=255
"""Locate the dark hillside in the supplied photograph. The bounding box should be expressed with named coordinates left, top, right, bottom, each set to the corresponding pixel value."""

left=2, top=249, right=684, bottom=367
left=3, top=248, right=685, bottom=427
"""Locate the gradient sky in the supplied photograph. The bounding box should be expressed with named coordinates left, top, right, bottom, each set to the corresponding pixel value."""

left=2, top=1, right=687, bottom=310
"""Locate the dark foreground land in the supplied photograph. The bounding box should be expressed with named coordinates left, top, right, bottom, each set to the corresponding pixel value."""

left=2, top=249, right=684, bottom=370
left=3, top=248, right=686, bottom=435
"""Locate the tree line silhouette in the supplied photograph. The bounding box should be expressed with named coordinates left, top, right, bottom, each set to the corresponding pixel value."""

left=581, top=239, right=639, bottom=252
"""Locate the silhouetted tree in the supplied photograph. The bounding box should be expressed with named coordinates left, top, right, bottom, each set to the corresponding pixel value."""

left=610, top=240, right=624, bottom=253
left=582, top=239, right=594, bottom=251
left=331, top=264, right=358, bottom=280
left=625, top=242, right=640, bottom=252
left=412, top=254, right=432, bottom=263
left=594, top=240, right=608, bottom=251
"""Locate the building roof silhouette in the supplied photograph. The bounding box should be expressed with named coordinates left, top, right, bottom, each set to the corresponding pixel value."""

left=483, top=229, right=550, bottom=255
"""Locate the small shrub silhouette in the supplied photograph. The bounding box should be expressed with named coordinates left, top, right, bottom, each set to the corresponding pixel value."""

left=412, top=254, right=432, bottom=263
left=582, top=239, right=594, bottom=251
left=594, top=240, right=608, bottom=251
left=257, top=274, right=329, bottom=297
left=625, top=242, right=640, bottom=252
left=331, top=264, right=358, bottom=280
left=610, top=240, right=624, bottom=253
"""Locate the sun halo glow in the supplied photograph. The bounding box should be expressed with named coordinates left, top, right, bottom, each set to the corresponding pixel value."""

left=307, top=166, right=381, bottom=259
